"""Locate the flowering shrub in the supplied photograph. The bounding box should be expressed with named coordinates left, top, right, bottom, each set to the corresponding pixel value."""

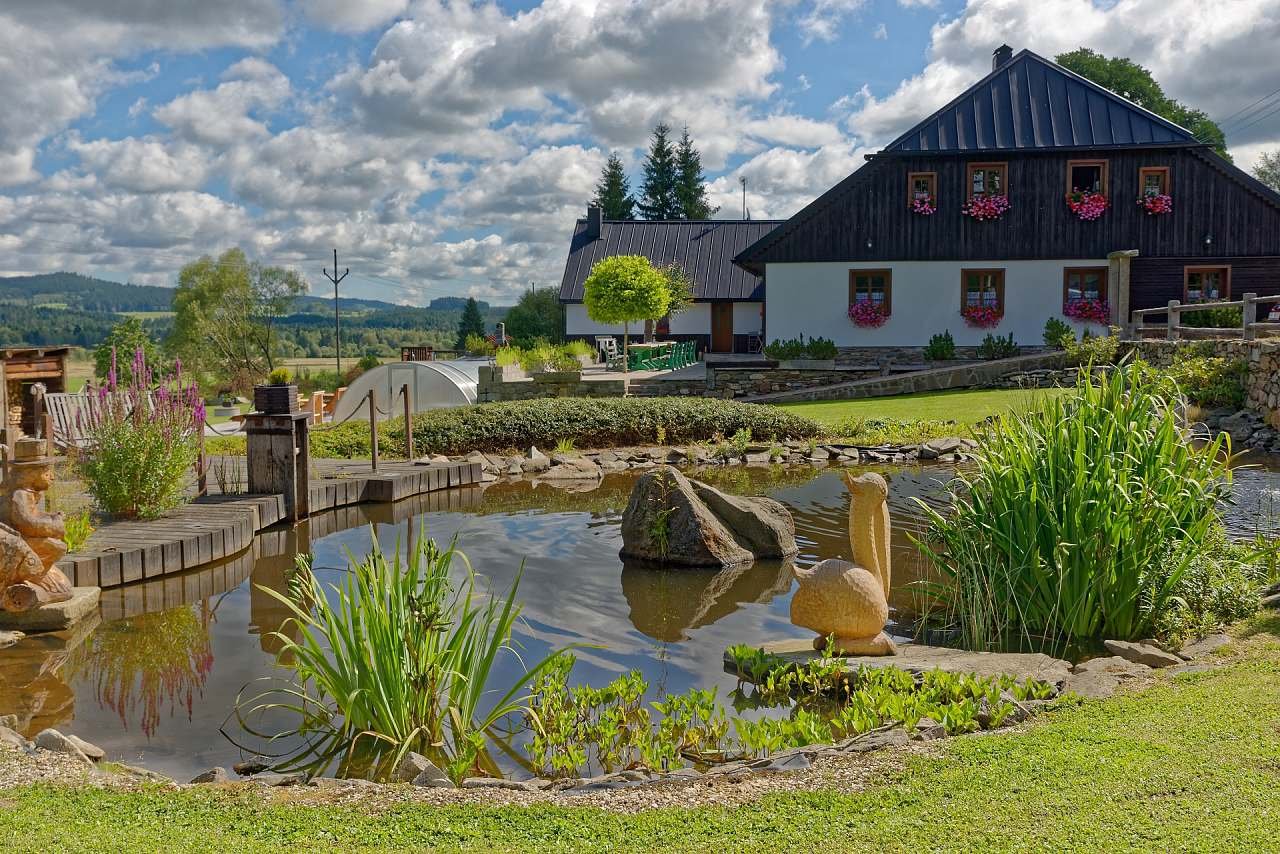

left=1066, top=190, right=1108, bottom=221
left=1139, top=192, right=1173, bottom=215
left=961, top=194, right=1009, bottom=221
left=1063, top=298, right=1111, bottom=324
left=911, top=195, right=936, bottom=216
left=77, top=348, right=204, bottom=519
left=961, top=305, right=1003, bottom=328
left=848, top=299, right=889, bottom=328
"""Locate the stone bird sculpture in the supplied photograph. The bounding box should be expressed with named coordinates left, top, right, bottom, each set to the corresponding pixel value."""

left=789, top=471, right=897, bottom=656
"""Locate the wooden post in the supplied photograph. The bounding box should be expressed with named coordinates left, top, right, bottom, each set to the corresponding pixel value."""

left=1167, top=300, right=1180, bottom=341
left=196, top=429, right=208, bottom=497
left=368, top=389, right=379, bottom=472
left=402, top=382, right=414, bottom=460
left=1243, top=293, right=1257, bottom=341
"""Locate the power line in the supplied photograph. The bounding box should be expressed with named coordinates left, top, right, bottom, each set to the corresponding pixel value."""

left=1226, top=99, right=1280, bottom=137
left=1217, top=85, right=1280, bottom=130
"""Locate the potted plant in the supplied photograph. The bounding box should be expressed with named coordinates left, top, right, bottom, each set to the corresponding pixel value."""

left=254, top=367, right=298, bottom=414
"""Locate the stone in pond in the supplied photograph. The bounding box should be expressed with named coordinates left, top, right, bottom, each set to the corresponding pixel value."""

left=1103, top=639, right=1182, bottom=668
left=690, top=480, right=797, bottom=559
left=790, top=472, right=896, bottom=656
left=34, top=728, right=91, bottom=764
left=189, top=767, right=229, bottom=784
left=619, top=467, right=753, bottom=567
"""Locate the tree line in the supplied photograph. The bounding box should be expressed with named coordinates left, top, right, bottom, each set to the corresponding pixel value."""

left=591, top=124, right=718, bottom=220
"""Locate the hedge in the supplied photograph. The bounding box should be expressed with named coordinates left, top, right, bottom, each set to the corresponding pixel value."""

left=280, top=397, right=817, bottom=459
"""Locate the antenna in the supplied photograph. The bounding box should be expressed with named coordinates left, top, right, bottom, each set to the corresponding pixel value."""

left=739, top=176, right=748, bottom=219
left=323, top=248, right=349, bottom=376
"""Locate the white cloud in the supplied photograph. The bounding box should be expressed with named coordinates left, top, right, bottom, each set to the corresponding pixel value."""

left=873, top=22, right=888, bottom=40
left=797, top=0, right=866, bottom=44
left=300, top=0, right=408, bottom=32
left=154, top=59, right=291, bottom=146
left=707, top=143, right=868, bottom=219
left=67, top=136, right=210, bottom=193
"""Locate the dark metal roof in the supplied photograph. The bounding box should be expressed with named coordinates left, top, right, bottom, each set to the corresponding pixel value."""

left=881, top=49, right=1200, bottom=153
left=558, top=219, right=782, bottom=303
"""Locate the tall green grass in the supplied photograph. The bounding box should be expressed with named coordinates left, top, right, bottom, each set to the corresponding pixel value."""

left=240, top=531, right=564, bottom=783
left=916, top=362, right=1232, bottom=653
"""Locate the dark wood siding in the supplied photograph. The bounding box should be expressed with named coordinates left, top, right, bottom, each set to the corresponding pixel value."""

left=745, top=148, right=1280, bottom=264
left=1130, top=256, right=1280, bottom=318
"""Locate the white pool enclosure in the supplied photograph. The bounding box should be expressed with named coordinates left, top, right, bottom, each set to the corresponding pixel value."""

left=329, top=360, right=482, bottom=424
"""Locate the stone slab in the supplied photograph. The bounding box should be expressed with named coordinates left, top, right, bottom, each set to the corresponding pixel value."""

left=0, top=587, right=101, bottom=632
left=739, top=638, right=1073, bottom=687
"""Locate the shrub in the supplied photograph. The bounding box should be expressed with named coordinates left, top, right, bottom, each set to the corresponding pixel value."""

left=922, top=330, right=956, bottom=361
left=77, top=349, right=203, bottom=519
left=1165, top=355, right=1248, bottom=409
left=806, top=337, right=837, bottom=360
left=1043, top=317, right=1073, bottom=349
left=356, top=353, right=382, bottom=373
left=494, top=347, right=521, bottom=368
left=267, top=367, right=291, bottom=385
left=563, top=339, right=595, bottom=360
left=241, top=532, right=567, bottom=783
left=1062, top=328, right=1121, bottom=366
left=463, top=333, right=492, bottom=357
left=64, top=511, right=94, bottom=553
left=764, top=336, right=836, bottom=361
left=976, top=332, right=1019, bottom=360
left=916, top=362, right=1232, bottom=653
left=1182, top=306, right=1242, bottom=328
left=1150, top=524, right=1266, bottom=647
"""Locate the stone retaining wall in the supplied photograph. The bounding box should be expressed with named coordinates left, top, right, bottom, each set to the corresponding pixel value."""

left=1127, top=340, right=1280, bottom=429
left=476, top=366, right=625, bottom=402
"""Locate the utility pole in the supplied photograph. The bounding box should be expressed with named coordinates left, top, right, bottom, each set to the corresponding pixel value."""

left=323, top=248, right=349, bottom=376
left=740, top=176, right=747, bottom=219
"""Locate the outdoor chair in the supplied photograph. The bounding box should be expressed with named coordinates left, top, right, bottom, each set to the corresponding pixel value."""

left=596, top=336, right=619, bottom=366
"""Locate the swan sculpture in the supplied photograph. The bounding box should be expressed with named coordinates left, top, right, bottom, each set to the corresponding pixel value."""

left=789, top=471, right=897, bottom=656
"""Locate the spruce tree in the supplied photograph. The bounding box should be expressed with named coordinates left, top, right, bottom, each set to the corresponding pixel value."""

left=637, top=124, right=681, bottom=220
left=675, top=127, right=718, bottom=219
left=455, top=297, right=486, bottom=350
left=591, top=153, right=635, bottom=219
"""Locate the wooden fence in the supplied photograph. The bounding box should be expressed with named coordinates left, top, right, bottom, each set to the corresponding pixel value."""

left=1127, top=293, right=1280, bottom=341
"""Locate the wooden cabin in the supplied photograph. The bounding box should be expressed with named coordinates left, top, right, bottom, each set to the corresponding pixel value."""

left=1, top=346, right=72, bottom=442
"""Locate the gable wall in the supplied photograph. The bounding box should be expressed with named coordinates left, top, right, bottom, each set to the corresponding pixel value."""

left=752, top=148, right=1280, bottom=265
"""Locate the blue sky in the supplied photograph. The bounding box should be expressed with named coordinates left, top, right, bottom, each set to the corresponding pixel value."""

left=1, top=0, right=1277, bottom=305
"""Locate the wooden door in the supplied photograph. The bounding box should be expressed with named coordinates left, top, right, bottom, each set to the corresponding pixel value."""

left=711, top=303, right=733, bottom=352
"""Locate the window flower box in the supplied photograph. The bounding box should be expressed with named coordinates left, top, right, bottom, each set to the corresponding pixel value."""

left=911, top=195, right=936, bottom=216
left=1066, top=190, right=1108, bottom=221
left=961, top=194, right=1010, bottom=221
left=1138, top=192, right=1172, bottom=215
left=961, top=305, right=1003, bottom=328
left=1063, top=298, right=1110, bottom=324
left=847, top=300, right=889, bottom=328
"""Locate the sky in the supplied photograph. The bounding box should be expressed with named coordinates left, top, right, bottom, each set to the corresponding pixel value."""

left=2, top=0, right=1279, bottom=305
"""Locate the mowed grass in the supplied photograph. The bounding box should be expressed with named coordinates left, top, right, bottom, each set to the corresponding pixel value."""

left=3, top=616, right=1279, bottom=853
left=777, top=387, right=1071, bottom=428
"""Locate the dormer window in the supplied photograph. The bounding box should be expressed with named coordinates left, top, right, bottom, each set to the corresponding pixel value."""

left=1067, top=159, right=1108, bottom=194
left=967, top=162, right=1007, bottom=198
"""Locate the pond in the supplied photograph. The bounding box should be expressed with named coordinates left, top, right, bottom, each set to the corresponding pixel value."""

left=2, top=460, right=1276, bottom=782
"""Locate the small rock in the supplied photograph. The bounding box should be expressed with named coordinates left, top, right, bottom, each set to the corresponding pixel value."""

left=0, top=726, right=30, bottom=751
left=233, top=758, right=270, bottom=776
left=1179, top=633, right=1232, bottom=659
left=1262, top=592, right=1280, bottom=610
left=0, top=630, right=24, bottom=649
left=189, top=767, right=229, bottom=784
left=409, top=759, right=453, bottom=788
left=34, top=729, right=91, bottom=764
left=762, top=751, right=811, bottom=772
left=112, top=764, right=175, bottom=784
left=911, top=718, right=946, bottom=741
left=248, top=772, right=306, bottom=787
left=0, top=714, right=19, bottom=729
left=838, top=727, right=909, bottom=753
left=525, top=445, right=548, bottom=462
left=461, top=777, right=540, bottom=792
left=65, top=734, right=105, bottom=761
left=997, top=691, right=1033, bottom=724
left=1103, top=639, right=1182, bottom=668
left=391, top=751, right=440, bottom=784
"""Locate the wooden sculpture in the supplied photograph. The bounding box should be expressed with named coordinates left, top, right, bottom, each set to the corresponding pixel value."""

left=0, top=438, right=72, bottom=613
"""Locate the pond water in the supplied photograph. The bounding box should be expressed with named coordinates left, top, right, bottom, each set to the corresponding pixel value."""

left=2, top=460, right=1276, bottom=782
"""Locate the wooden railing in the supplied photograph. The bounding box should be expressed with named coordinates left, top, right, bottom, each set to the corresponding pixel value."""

left=1127, top=293, right=1280, bottom=341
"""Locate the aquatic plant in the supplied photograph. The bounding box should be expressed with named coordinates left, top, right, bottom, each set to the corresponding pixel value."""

left=916, top=361, right=1232, bottom=652
left=239, top=531, right=566, bottom=783
left=63, top=511, right=94, bottom=553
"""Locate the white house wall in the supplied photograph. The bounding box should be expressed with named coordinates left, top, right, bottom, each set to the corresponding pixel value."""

left=764, top=260, right=1110, bottom=347
left=566, top=302, right=762, bottom=336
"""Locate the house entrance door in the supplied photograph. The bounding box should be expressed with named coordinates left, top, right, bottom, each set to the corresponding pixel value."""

left=711, top=303, right=733, bottom=352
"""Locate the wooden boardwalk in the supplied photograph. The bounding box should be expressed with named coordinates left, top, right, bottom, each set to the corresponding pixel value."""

left=57, top=459, right=482, bottom=590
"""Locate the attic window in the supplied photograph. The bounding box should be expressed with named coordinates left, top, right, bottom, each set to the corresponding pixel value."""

left=1067, top=159, right=1108, bottom=194
left=907, top=172, right=936, bottom=205
left=967, top=162, right=1007, bottom=198
left=1139, top=166, right=1170, bottom=197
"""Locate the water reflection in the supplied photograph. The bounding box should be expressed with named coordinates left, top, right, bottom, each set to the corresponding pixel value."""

left=0, top=460, right=1273, bottom=782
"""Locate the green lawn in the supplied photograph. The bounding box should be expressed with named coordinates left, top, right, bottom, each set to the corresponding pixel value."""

left=778, top=387, right=1071, bottom=428
left=3, top=616, right=1278, bottom=852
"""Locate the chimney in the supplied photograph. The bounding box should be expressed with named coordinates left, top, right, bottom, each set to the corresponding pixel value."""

left=585, top=205, right=602, bottom=240
left=992, top=44, right=1013, bottom=71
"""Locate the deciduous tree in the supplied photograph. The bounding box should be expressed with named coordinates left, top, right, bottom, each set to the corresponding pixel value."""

left=94, top=316, right=160, bottom=385
left=1254, top=150, right=1280, bottom=192
left=502, top=287, right=564, bottom=344
left=583, top=255, right=670, bottom=372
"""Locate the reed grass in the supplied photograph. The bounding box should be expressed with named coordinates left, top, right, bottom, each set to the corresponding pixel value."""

left=239, top=530, right=565, bottom=783
left=916, top=361, right=1233, bottom=653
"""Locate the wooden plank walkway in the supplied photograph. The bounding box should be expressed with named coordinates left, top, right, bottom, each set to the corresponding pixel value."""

left=57, top=460, right=481, bottom=590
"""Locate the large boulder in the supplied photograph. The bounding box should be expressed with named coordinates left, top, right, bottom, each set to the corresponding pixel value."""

left=620, top=467, right=756, bottom=567
left=690, top=481, right=798, bottom=559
